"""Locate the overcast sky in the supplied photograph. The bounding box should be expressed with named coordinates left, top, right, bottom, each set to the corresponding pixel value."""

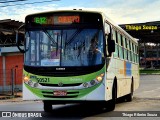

left=0, top=0, right=160, bottom=24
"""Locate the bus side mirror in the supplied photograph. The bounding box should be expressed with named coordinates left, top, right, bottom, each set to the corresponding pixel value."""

left=16, top=24, right=25, bottom=53
left=108, top=40, right=115, bottom=56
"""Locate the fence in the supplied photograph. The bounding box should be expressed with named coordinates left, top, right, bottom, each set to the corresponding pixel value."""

left=0, top=68, right=22, bottom=96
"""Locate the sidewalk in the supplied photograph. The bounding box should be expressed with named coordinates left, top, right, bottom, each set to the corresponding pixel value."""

left=0, top=92, right=23, bottom=102
left=0, top=92, right=41, bottom=104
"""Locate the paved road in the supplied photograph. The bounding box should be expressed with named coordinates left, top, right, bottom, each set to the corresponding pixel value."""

left=0, top=75, right=160, bottom=120
left=115, top=75, right=160, bottom=111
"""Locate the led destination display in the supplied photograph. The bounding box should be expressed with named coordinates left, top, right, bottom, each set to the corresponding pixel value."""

left=33, top=15, right=80, bottom=25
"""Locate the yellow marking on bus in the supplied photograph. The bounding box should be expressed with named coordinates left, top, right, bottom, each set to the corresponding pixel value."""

left=119, top=69, right=124, bottom=74
left=124, top=61, right=126, bottom=76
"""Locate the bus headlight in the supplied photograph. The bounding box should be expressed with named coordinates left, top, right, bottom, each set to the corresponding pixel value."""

left=27, top=80, right=39, bottom=88
left=23, top=76, right=39, bottom=88
left=90, top=80, right=96, bottom=86
left=83, top=82, right=89, bottom=88
left=33, top=83, right=39, bottom=87
left=82, top=73, right=104, bottom=88
left=28, top=80, right=33, bottom=86
left=96, top=73, right=104, bottom=82
left=23, top=76, right=29, bottom=83
left=96, top=76, right=103, bottom=82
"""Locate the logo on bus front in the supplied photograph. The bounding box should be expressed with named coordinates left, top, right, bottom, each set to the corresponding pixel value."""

left=56, top=68, right=65, bottom=70
left=58, top=82, right=63, bottom=87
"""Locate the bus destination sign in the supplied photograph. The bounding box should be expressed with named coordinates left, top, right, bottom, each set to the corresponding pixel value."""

left=33, top=15, right=80, bottom=25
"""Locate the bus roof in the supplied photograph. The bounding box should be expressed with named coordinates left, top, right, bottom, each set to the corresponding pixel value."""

left=25, top=10, right=102, bottom=18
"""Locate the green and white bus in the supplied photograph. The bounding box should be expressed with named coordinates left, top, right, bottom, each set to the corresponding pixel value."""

left=16, top=10, right=139, bottom=112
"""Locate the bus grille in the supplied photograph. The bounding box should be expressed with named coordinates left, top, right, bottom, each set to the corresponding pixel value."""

left=43, top=95, right=78, bottom=98
left=39, top=83, right=82, bottom=87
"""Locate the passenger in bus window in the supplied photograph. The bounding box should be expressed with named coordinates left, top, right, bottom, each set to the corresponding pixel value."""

left=88, top=38, right=102, bottom=65
left=51, top=47, right=60, bottom=59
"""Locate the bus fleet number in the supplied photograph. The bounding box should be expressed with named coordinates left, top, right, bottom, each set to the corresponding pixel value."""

left=37, top=78, right=50, bottom=83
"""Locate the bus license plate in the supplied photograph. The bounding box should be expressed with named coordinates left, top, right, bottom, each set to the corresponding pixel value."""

left=53, top=91, right=67, bottom=96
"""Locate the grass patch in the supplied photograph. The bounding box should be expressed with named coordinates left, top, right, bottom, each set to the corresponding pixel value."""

left=140, top=69, right=160, bottom=74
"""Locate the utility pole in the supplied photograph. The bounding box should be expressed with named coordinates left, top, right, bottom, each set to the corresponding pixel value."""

left=11, top=65, right=18, bottom=96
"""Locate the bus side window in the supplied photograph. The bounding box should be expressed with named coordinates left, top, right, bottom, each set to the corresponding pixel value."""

left=136, top=45, right=139, bottom=63
left=112, top=29, right=118, bottom=58
left=127, top=40, right=131, bottom=61
left=130, top=42, right=133, bottom=51
left=118, top=33, right=124, bottom=59
left=129, top=40, right=132, bottom=62
left=126, top=39, right=129, bottom=60
left=117, top=32, right=121, bottom=45
left=123, top=36, right=127, bottom=60
left=112, top=29, right=117, bottom=43
left=130, top=42, right=134, bottom=62
left=105, top=22, right=110, bottom=36
left=104, top=22, right=111, bottom=46
left=104, top=22, right=111, bottom=56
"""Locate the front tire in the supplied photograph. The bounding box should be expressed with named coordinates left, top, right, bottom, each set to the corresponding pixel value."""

left=106, top=82, right=116, bottom=111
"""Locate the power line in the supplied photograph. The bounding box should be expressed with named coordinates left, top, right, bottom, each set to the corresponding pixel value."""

left=0, top=0, right=27, bottom=3
left=0, top=0, right=60, bottom=7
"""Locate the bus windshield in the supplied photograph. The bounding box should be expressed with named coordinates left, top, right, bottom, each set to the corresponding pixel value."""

left=25, top=28, right=104, bottom=67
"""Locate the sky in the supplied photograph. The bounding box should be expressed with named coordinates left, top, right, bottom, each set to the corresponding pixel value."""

left=0, top=0, right=160, bottom=24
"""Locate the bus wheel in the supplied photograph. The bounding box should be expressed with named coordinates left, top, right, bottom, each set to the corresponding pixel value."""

left=125, top=81, right=133, bottom=102
left=43, top=100, right=52, bottom=112
left=106, top=83, right=116, bottom=111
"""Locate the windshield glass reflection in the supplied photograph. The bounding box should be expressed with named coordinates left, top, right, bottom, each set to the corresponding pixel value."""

left=25, top=29, right=104, bottom=66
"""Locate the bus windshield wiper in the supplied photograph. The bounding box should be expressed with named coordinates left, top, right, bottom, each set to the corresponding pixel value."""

left=42, top=29, right=57, bottom=45
left=30, top=22, right=57, bottom=45
left=65, top=29, right=83, bottom=46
